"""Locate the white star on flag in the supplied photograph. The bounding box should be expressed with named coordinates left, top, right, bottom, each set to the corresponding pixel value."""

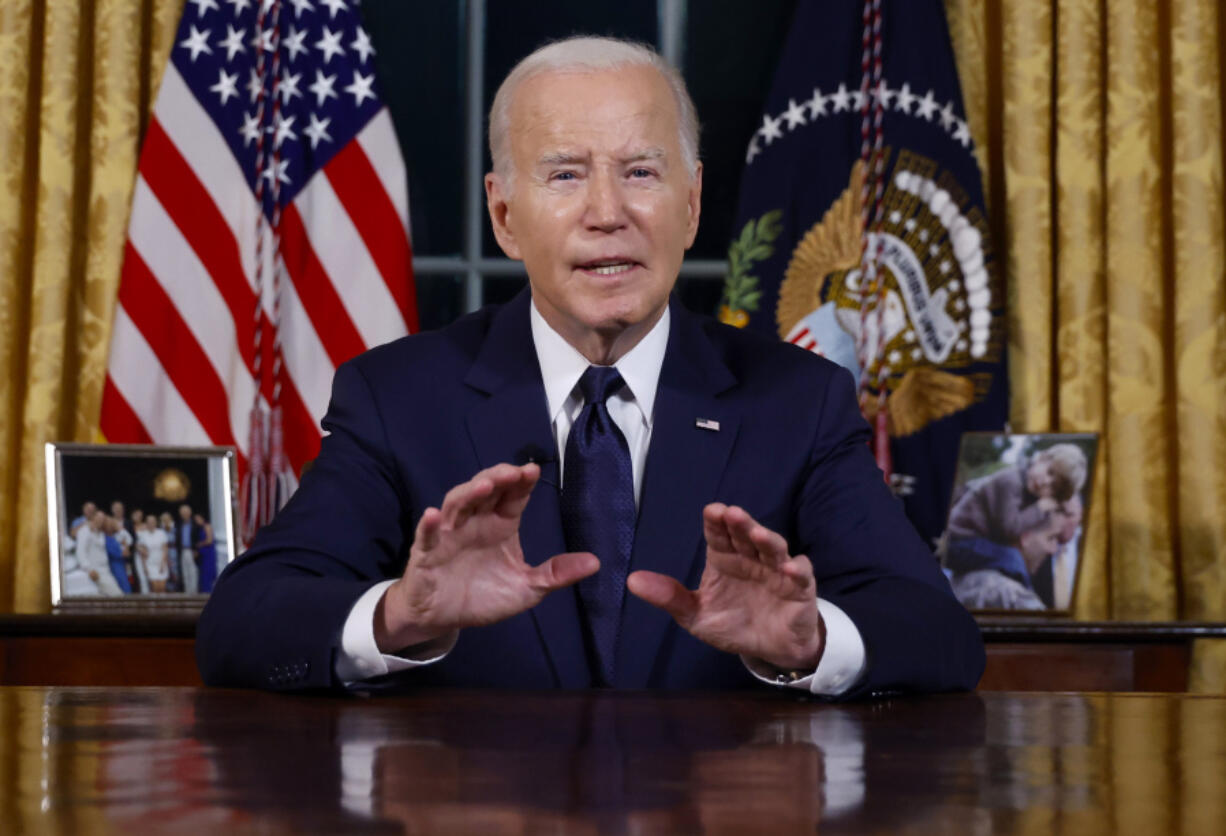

left=939, top=102, right=957, bottom=130
left=952, top=119, right=972, bottom=147
left=218, top=24, right=246, bottom=61
left=180, top=25, right=213, bottom=62
left=239, top=111, right=261, bottom=146
left=304, top=113, right=333, bottom=149
left=781, top=98, right=807, bottom=129
left=288, top=0, right=314, bottom=17
left=224, top=0, right=252, bottom=14
left=351, top=27, right=375, bottom=64
left=315, top=26, right=345, bottom=64
left=830, top=83, right=852, bottom=113
left=895, top=83, right=916, bottom=114
left=309, top=70, right=338, bottom=106
left=873, top=80, right=894, bottom=108
left=344, top=70, right=375, bottom=106
left=261, top=158, right=291, bottom=185
left=279, top=69, right=303, bottom=104
left=915, top=91, right=939, bottom=121
left=272, top=113, right=297, bottom=148
left=283, top=26, right=309, bottom=62
left=210, top=68, right=239, bottom=104
left=745, top=135, right=762, bottom=164
left=246, top=67, right=262, bottom=102
left=320, top=0, right=348, bottom=18
left=189, top=0, right=219, bottom=17
left=805, top=87, right=827, bottom=118
left=759, top=112, right=783, bottom=144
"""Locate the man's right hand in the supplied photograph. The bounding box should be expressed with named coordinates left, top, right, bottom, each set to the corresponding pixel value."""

left=374, top=462, right=599, bottom=655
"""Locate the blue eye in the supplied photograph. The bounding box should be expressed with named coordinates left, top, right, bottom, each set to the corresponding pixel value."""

left=553, top=171, right=576, bottom=181
left=630, top=168, right=653, bottom=178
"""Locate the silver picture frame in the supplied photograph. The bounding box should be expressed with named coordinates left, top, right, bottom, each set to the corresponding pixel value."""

left=45, top=442, right=240, bottom=610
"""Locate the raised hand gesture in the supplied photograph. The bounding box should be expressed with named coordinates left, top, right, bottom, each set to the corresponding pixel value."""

left=375, top=463, right=599, bottom=654
left=627, top=503, right=824, bottom=672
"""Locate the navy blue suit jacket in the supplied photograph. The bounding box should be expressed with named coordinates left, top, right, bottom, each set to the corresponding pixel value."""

left=197, top=291, right=984, bottom=697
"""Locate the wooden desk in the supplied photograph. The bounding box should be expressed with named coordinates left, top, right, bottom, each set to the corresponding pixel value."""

left=4, top=614, right=1225, bottom=691
left=2, top=688, right=1225, bottom=833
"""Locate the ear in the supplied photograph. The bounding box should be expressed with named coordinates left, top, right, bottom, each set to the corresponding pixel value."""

left=683, top=162, right=703, bottom=249
left=485, top=172, right=523, bottom=260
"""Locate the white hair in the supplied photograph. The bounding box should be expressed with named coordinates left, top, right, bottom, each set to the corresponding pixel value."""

left=488, top=36, right=700, bottom=185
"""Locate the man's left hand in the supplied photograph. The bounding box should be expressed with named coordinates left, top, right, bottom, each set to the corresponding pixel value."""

left=626, top=503, right=825, bottom=672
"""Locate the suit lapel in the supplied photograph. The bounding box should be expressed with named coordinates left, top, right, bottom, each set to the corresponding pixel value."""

left=464, top=291, right=590, bottom=688
left=616, top=301, right=740, bottom=688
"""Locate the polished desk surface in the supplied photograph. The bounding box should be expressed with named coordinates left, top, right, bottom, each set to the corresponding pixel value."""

left=2, top=688, right=1225, bottom=834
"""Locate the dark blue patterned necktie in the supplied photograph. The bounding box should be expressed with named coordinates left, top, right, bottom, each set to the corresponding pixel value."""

left=560, top=365, right=636, bottom=687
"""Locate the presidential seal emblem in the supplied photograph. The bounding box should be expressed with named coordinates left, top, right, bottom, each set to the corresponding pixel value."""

left=775, top=149, right=1002, bottom=438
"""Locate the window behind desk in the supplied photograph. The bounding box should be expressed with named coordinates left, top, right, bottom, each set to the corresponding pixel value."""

left=360, top=0, right=798, bottom=331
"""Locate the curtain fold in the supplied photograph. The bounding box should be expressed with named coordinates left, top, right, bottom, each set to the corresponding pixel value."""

left=947, top=0, right=1226, bottom=687
left=0, top=0, right=179, bottom=612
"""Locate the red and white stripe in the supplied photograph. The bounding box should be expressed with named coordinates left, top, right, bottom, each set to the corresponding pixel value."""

left=101, top=62, right=416, bottom=505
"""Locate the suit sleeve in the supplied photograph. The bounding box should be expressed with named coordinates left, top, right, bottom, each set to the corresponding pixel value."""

left=196, top=360, right=413, bottom=691
left=796, top=367, right=985, bottom=698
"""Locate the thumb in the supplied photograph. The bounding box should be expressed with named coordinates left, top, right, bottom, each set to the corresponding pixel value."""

left=627, top=570, right=698, bottom=628
left=526, top=551, right=600, bottom=593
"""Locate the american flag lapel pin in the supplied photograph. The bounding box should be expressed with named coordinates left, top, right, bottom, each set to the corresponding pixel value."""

left=695, top=418, right=720, bottom=432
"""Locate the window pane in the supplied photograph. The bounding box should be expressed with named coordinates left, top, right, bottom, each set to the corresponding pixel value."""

left=414, top=274, right=467, bottom=332
left=362, top=0, right=465, bottom=256
left=481, top=1, right=659, bottom=257
left=683, top=0, right=798, bottom=261
left=675, top=275, right=724, bottom=317
left=482, top=274, right=531, bottom=308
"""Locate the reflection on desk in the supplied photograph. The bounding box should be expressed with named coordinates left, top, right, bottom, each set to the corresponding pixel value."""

left=1, top=688, right=1224, bottom=833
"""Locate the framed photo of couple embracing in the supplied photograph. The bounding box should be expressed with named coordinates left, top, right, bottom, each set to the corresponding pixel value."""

left=940, top=432, right=1099, bottom=615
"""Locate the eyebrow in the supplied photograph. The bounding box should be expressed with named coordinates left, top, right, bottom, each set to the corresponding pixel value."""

left=535, top=148, right=669, bottom=167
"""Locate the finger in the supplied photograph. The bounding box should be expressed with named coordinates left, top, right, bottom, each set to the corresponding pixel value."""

left=780, top=554, right=817, bottom=596
left=702, top=503, right=735, bottom=553
left=413, top=507, right=443, bottom=553
left=526, top=551, right=600, bottom=593
left=626, top=570, right=699, bottom=629
left=491, top=463, right=541, bottom=519
left=439, top=473, right=495, bottom=529
left=470, top=462, right=534, bottom=516
left=724, top=505, right=789, bottom=566
left=747, top=522, right=790, bottom=567
left=722, top=506, right=766, bottom=560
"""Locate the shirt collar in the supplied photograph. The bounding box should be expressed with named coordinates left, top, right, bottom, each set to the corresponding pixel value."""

left=529, top=297, right=670, bottom=426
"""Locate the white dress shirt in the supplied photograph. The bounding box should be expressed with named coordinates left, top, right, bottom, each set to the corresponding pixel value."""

left=336, top=300, right=867, bottom=695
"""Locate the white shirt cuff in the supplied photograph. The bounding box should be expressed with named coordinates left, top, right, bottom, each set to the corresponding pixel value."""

left=743, top=598, right=867, bottom=697
left=334, top=579, right=458, bottom=685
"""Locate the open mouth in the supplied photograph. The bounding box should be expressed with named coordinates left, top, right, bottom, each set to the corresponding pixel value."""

left=577, top=259, right=641, bottom=276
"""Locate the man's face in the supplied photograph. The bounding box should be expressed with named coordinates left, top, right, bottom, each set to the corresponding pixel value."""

left=82, top=502, right=96, bottom=517
left=111, top=501, right=124, bottom=518
left=486, top=65, right=701, bottom=359
left=179, top=505, right=192, bottom=521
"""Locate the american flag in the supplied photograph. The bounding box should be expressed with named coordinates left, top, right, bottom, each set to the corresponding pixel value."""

left=101, top=0, right=416, bottom=539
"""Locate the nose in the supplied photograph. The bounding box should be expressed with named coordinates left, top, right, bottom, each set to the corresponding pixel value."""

left=584, top=168, right=626, bottom=232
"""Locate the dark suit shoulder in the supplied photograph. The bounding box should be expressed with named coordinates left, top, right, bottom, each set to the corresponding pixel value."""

left=342, top=301, right=502, bottom=384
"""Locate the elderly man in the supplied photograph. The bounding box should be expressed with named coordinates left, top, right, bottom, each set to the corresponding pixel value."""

left=198, top=37, right=983, bottom=698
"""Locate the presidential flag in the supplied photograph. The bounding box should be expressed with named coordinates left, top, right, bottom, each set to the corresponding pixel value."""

left=720, top=0, right=1008, bottom=547
left=101, top=0, right=416, bottom=537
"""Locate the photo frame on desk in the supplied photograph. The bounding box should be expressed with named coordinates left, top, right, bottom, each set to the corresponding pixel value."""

left=939, top=432, right=1098, bottom=616
left=45, top=443, right=240, bottom=611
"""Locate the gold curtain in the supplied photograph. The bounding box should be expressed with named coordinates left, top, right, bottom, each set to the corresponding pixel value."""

left=946, top=0, right=1226, bottom=685
left=0, top=0, right=180, bottom=612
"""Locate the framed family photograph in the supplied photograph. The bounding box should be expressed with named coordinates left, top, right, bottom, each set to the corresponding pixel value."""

left=939, top=432, right=1099, bottom=615
left=45, top=443, right=240, bottom=610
